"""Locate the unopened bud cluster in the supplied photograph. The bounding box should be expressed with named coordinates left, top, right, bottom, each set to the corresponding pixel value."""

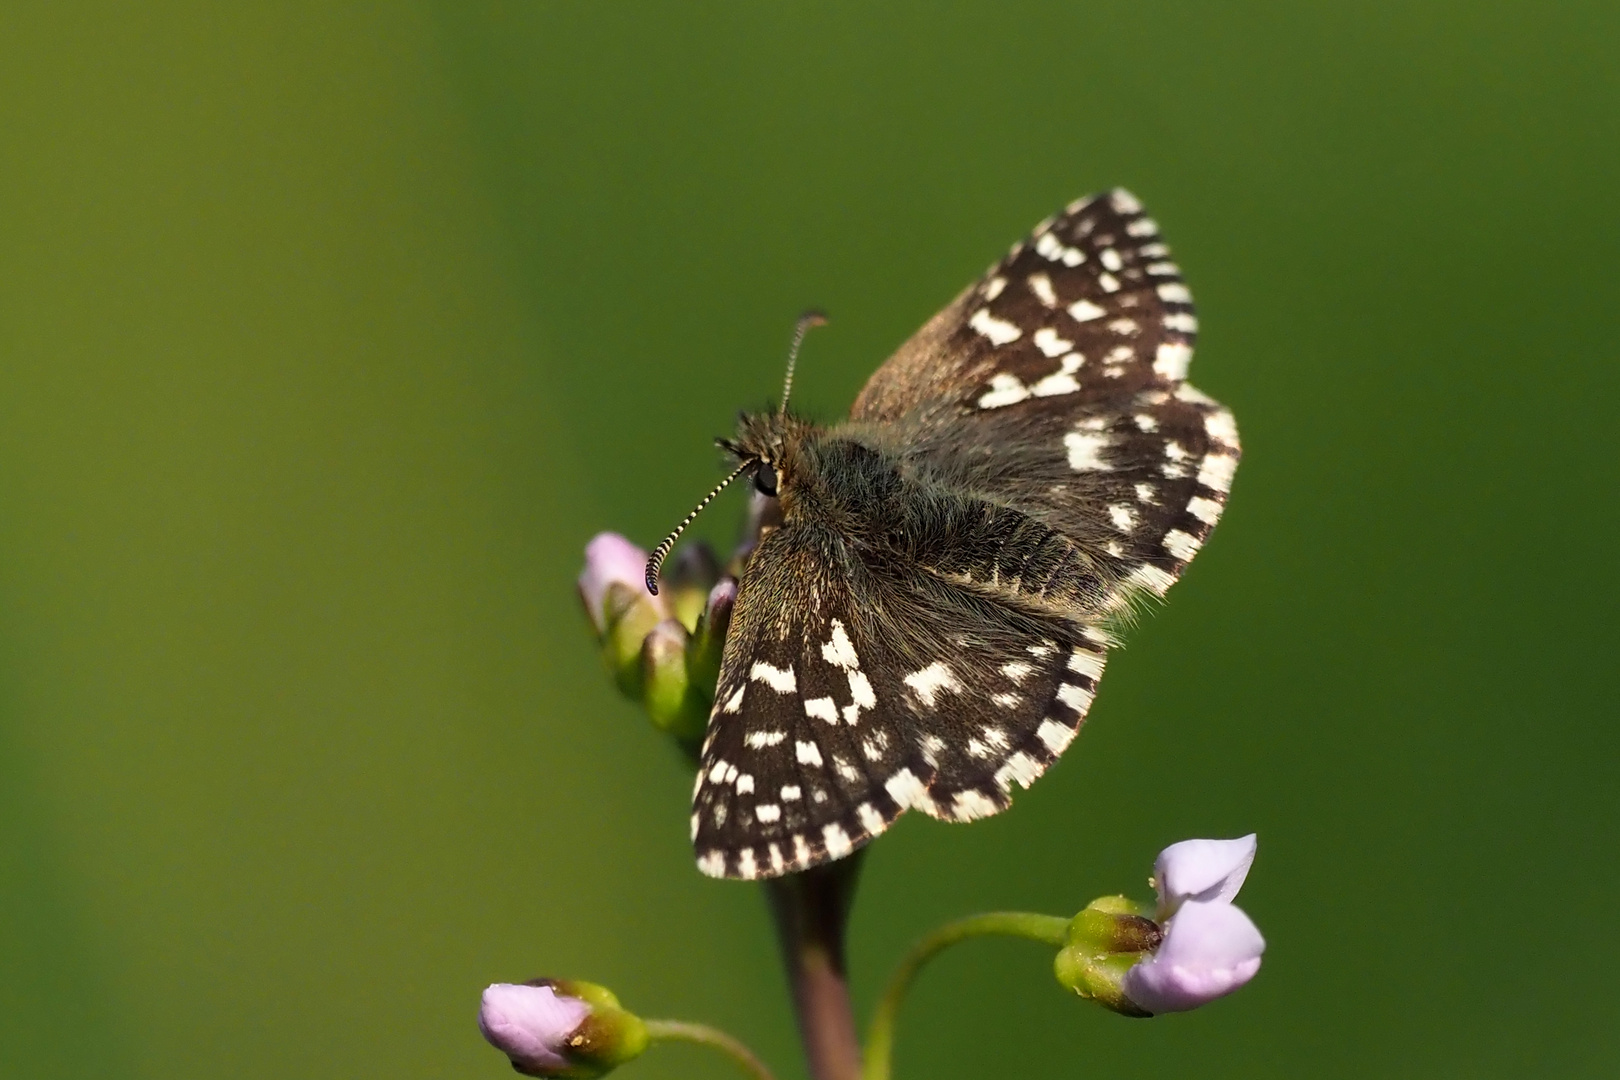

left=578, top=532, right=734, bottom=745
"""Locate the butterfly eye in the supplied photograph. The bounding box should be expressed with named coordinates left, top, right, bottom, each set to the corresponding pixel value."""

left=753, top=462, right=779, bottom=497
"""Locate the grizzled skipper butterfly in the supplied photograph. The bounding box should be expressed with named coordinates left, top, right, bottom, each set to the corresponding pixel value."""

left=646, top=190, right=1239, bottom=880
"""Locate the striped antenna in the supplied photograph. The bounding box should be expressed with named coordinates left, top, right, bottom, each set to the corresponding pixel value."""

left=779, top=309, right=828, bottom=414
left=645, top=461, right=751, bottom=595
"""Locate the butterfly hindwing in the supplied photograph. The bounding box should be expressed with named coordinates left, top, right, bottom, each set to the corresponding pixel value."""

left=855, top=188, right=1238, bottom=611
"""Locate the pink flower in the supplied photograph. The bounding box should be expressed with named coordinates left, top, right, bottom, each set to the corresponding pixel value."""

left=1122, top=834, right=1266, bottom=1014
left=478, top=983, right=590, bottom=1074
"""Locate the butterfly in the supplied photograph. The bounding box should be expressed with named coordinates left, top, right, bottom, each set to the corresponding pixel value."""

left=650, top=190, right=1239, bottom=880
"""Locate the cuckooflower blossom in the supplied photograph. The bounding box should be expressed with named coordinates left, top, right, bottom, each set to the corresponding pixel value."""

left=478, top=983, right=590, bottom=1075
left=478, top=979, right=648, bottom=1078
left=1122, top=834, right=1265, bottom=1014
left=1054, top=834, right=1265, bottom=1017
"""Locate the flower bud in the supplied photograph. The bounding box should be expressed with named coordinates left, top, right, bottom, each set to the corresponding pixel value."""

left=685, top=578, right=736, bottom=696
left=478, top=979, right=648, bottom=1078
left=579, top=534, right=670, bottom=698
left=1053, top=897, right=1162, bottom=1017
left=641, top=618, right=701, bottom=739
left=661, top=542, right=721, bottom=631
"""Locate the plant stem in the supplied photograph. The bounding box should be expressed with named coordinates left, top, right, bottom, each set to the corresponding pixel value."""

left=645, top=1018, right=778, bottom=1080
left=763, top=855, right=866, bottom=1080
left=861, top=911, right=1070, bottom=1080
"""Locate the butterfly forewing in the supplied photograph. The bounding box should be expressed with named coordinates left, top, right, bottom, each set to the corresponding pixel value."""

left=693, top=524, right=1110, bottom=879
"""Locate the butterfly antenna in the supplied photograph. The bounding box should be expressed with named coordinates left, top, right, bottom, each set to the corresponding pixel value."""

left=779, top=309, right=828, bottom=415
left=645, top=460, right=751, bottom=595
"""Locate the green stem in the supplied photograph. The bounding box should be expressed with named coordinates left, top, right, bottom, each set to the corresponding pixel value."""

left=645, top=1019, right=778, bottom=1080
left=861, top=911, right=1070, bottom=1080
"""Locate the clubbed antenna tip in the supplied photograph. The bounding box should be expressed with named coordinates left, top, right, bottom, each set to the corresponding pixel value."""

left=645, top=461, right=751, bottom=595
left=780, top=309, right=828, bottom=415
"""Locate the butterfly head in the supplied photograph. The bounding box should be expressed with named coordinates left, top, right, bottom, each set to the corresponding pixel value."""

left=719, top=409, right=815, bottom=504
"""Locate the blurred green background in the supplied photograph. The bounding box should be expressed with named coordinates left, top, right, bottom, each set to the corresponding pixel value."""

left=2, top=3, right=1616, bottom=1077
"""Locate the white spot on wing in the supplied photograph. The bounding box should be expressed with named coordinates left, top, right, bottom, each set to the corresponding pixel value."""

left=1164, top=529, right=1202, bottom=561
left=745, top=730, right=786, bottom=749
left=1099, top=248, right=1123, bottom=272
left=1001, top=660, right=1033, bottom=682
left=983, top=275, right=1007, bottom=300
left=1027, top=273, right=1058, bottom=307
left=721, top=685, right=746, bottom=713
left=823, top=823, right=854, bottom=857
left=1125, top=217, right=1158, bottom=237
left=1205, top=408, right=1238, bottom=444
left=1031, top=353, right=1084, bottom=397
left=1127, top=563, right=1178, bottom=596
left=804, top=697, right=838, bottom=723
left=858, top=802, right=886, bottom=835
left=978, top=372, right=1031, bottom=410
left=1037, top=718, right=1077, bottom=754
left=951, top=790, right=1001, bottom=821
left=885, top=768, right=937, bottom=813
left=994, top=751, right=1042, bottom=791
left=1157, top=282, right=1192, bottom=304
left=1154, top=342, right=1192, bottom=380
left=1033, top=327, right=1073, bottom=357
left=904, top=662, right=963, bottom=708
left=737, top=773, right=755, bottom=795
left=1098, top=272, right=1121, bottom=293
left=1064, top=431, right=1115, bottom=471
left=738, top=849, right=758, bottom=879
left=822, top=621, right=860, bottom=669
left=796, top=741, right=823, bottom=766
left=1067, top=650, right=1105, bottom=680
left=1108, top=504, right=1138, bottom=532
left=1164, top=312, right=1198, bottom=333
left=698, top=851, right=725, bottom=877
left=755, top=802, right=780, bottom=823
left=1068, top=298, right=1107, bottom=322
left=969, top=307, right=1022, bottom=345
left=781, top=784, right=801, bottom=801
left=1056, top=683, right=1095, bottom=714
left=750, top=661, right=796, bottom=693
left=1187, top=496, right=1223, bottom=525
left=1198, top=453, right=1238, bottom=493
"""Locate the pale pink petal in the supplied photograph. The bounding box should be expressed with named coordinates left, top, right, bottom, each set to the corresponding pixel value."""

left=579, top=532, right=653, bottom=632
left=1122, top=900, right=1265, bottom=1014
left=478, top=983, right=590, bottom=1070
left=1154, top=834, right=1257, bottom=915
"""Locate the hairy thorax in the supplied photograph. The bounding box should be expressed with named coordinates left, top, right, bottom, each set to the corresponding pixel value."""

left=731, top=411, right=1109, bottom=621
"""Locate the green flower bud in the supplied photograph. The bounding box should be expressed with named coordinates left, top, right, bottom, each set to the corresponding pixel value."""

left=1052, top=896, right=1163, bottom=1018
left=661, top=542, right=721, bottom=631
left=641, top=619, right=701, bottom=740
